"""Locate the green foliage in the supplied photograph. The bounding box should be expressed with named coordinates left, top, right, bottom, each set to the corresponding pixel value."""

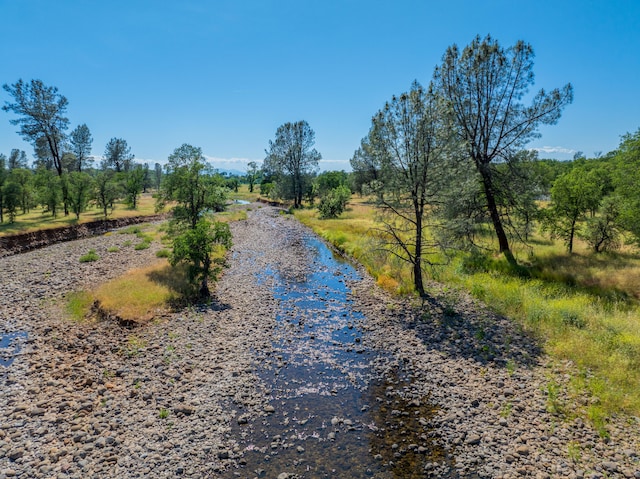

left=543, top=166, right=602, bottom=252
left=67, top=171, right=93, bottom=219
left=318, top=185, right=351, bottom=219
left=107, top=246, right=119, bottom=252
left=69, top=123, right=93, bottom=172
left=357, top=81, right=452, bottom=295
left=102, top=137, right=134, bottom=172
left=263, top=120, right=321, bottom=208
left=93, top=171, right=121, bottom=218
left=134, top=241, right=151, bottom=250
left=246, top=161, right=260, bottom=193
left=580, top=196, right=622, bottom=253
left=2, top=79, right=69, bottom=177
left=436, top=35, right=573, bottom=263
left=79, top=249, right=99, bottom=262
left=124, top=166, right=145, bottom=209
left=259, top=182, right=273, bottom=197
left=34, top=167, right=62, bottom=218
left=611, top=129, right=640, bottom=244
left=170, top=219, right=232, bottom=298
left=156, top=248, right=171, bottom=258
left=157, top=144, right=227, bottom=228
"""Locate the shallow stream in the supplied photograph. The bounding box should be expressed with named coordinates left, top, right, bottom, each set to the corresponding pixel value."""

left=223, top=236, right=454, bottom=478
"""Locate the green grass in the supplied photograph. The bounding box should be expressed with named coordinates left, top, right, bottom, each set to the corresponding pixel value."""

left=65, top=291, right=94, bottom=321
left=79, top=249, right=100, bottom=262
left=294, top=196, right=640, bottom=420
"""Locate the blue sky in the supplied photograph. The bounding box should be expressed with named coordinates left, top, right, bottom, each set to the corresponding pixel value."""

left=1, top=0, right=639, bottom=172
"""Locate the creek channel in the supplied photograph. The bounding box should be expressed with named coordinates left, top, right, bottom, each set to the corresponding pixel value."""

left=223, top=235, right=456, bottom=478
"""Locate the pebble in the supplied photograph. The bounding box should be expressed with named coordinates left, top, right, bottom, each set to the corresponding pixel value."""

left=1, top=205, right=639, bottom=478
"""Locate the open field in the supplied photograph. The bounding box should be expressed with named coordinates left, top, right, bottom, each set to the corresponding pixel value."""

left=294, top=196, right=640, bottom=422
left=0, top=193, right=159, bottom=236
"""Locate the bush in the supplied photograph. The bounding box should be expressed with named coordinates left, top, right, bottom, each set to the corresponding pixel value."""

left=156, top=249, right=171, bottom=258
left=79, top=249, right=99, bottom=262
left=134, top=241, right=151, bottom=250
left=318, top=185, right=351, bottom=219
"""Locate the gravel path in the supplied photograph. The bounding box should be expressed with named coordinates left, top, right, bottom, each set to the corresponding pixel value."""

left=0, top=205, right=638, bottom=478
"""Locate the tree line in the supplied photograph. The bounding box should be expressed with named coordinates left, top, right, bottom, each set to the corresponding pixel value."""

left=345, top=35, right=640, bottom=295
left=0, top=79, right=168, bottom=222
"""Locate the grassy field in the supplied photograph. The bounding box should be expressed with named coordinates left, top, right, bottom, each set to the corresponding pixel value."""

left=0, top=193, right=159, bottom=236
left=294, top=196, right=640, bottom=424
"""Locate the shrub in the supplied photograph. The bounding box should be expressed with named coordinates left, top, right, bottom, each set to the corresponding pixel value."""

left=156, top=249, right=171, bottom=258
left=79, top=249, right=99, bottom=262
left=134, top=241, right=151, bottom=250
left=318, top=185, right=351, bottom=219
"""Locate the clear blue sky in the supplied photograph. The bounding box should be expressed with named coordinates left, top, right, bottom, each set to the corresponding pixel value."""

left=1, top=0, right=639, bottom=172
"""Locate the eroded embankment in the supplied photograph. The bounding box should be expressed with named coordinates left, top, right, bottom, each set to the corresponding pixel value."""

left=0, top=214, right=167, bottom=258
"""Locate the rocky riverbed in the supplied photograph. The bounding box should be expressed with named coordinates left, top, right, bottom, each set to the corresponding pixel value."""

left=0, top=205, right=638, bottom=478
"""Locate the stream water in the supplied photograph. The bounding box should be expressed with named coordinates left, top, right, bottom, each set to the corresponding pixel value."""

left=223, top=236, right=454, bottom=478
left=0, top=331, right=28, bottom=367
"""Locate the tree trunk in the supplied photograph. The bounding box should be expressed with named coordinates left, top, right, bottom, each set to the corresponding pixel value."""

left=480, top=169, right=516, bottom=265
left=568, top=219, right=576, bottom=253
left=413, top=208, right=425, bottom=296
left=199, top=255, right=211, bottom=299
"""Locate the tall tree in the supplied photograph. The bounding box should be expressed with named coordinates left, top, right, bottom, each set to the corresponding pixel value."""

left=2, top=79, right=69, bottom=176
left=69, top=123, right=93, bottom=172
left=157, top=144, right=227, bottom=229
left=102, top=137, right=134, bottom=172
left=2, top=79, right=71, bottom=214
left=154, top=162, right=163, bottom=191
left=363, top=81, right=452, bottom=296
left=7, top=149, right=28, bottom=170
left=246, top=161, right=260, bottom=193
left=264, top=120, right=321, bottom=208
left=436, top=35, right=573, bottom=264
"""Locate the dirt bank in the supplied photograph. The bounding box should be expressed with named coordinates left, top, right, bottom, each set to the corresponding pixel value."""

left=0, top=214, right=168, bottom=258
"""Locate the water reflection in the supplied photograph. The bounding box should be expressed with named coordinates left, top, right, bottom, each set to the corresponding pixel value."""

left=223, top=236, right=452, bottom=478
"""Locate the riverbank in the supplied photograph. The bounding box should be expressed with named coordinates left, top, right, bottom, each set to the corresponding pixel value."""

left=0, top=205, right=638, bottom=478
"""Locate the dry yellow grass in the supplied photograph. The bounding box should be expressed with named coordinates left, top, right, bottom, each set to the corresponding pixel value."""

left=0, top=193, right=160, bottom=236
left=294, top=195, right=640, bottom=420
left=92, top=260, right=185, bottom=322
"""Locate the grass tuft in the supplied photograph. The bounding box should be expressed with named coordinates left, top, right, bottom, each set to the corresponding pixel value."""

left=79, top=249, right=100, bottom=262
left=65, top=291, right=94, bottom=321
